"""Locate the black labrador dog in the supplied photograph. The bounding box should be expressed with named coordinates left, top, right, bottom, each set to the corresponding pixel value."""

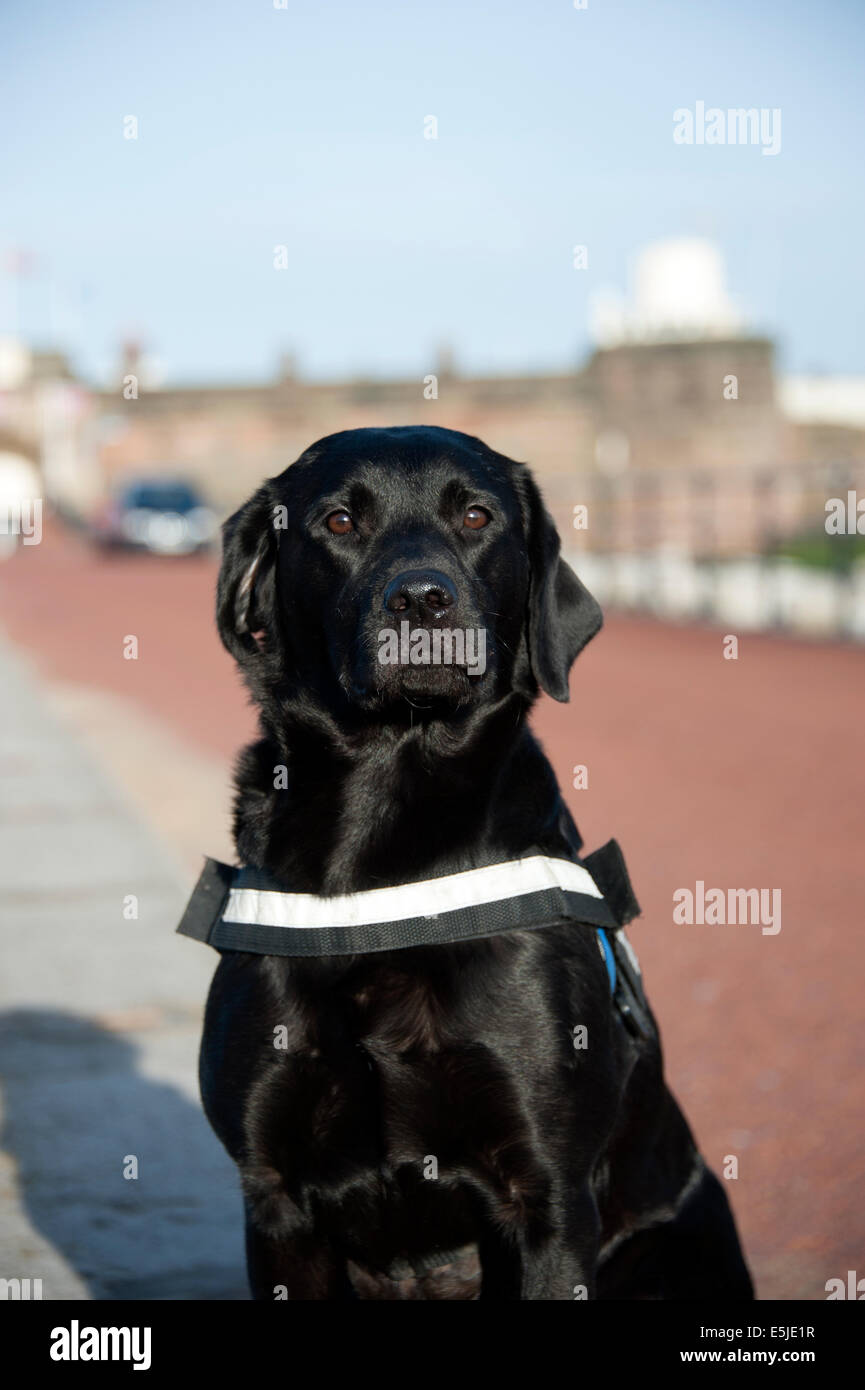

left=193, top=425, right=753, bottom=1300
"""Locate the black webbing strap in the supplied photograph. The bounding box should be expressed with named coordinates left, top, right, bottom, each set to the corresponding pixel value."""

left=176, top=857, right=234, bottom=944
left=582, top=839, right=641, bottom=927
left=177, top=840, right=639, bottom=960
left=177, top=841, right=655, bottom=1038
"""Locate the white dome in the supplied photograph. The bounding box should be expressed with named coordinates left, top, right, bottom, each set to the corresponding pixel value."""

left=589, top=239, right=744, bottom=346
left=633, top=239, right=742, bottom=340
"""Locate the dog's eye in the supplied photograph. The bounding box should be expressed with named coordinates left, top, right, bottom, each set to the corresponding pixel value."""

left=463, top=506, right=491, bottom=531
left=326, top=510, right=354, bottom=535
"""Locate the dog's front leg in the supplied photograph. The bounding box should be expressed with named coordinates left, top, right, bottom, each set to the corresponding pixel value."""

left=522, top=1229, right=600, bottom=1301
left=481, top=1190, right=600, bottom=1301
left=244, top=1214, right=352, bottom=1301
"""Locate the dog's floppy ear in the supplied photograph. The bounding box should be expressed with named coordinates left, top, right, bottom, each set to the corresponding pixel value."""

left=515, top=470, right=603, bottom=703
left=216, top=482, right=280, bottom=662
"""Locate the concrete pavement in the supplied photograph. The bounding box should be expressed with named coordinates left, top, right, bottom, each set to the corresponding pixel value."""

left=0, top=638, right=247, bottom=1299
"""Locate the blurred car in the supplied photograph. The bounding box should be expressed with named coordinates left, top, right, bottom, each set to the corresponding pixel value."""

left=92, top=478, right=218, bottom=555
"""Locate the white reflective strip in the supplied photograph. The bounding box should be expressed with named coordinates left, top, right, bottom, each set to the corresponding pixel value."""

left=222, top=855, right=603, bottom=931
left=618, top=928, right=641, bottom=975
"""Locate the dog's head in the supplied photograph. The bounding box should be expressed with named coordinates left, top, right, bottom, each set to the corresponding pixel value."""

left=217, top=426, right=601, bottom=721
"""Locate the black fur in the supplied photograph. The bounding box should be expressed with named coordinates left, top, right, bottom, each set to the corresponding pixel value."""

left=198, top=425, right=753, bottom=1300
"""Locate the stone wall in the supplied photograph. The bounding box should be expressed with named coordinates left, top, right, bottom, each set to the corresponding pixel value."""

left=93, top=336, right=794, bottom=517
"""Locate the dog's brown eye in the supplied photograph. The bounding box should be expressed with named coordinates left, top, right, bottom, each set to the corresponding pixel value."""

left=463, top=506, right=491, bottom=530
left=326, top=510, right=354, bottom=535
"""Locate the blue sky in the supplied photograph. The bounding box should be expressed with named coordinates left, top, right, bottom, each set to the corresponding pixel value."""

left=2, top=0, right=863, bottom=384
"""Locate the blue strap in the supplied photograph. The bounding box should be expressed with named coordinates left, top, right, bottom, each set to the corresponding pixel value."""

left=597, top=928, right=617, bottom=993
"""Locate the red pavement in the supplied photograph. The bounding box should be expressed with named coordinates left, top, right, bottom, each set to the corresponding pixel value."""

left=2, top=521, right=863, bottom=1300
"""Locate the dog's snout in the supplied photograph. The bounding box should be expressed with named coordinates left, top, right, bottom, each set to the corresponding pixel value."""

left=384, top=569, right=457, bottom=619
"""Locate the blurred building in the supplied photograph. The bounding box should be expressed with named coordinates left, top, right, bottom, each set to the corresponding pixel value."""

left=0, top=337, right=99, bottom=525
left=3, top=240, right=865, bottom=556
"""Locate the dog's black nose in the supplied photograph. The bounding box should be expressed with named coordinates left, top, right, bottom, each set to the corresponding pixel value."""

left=384, top=570, right=457, bottom=619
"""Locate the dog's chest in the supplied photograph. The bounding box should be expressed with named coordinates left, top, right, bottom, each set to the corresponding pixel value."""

left=287, top=986, right=553, bottom=1249
left=273, top=951, right=557, bottom=1202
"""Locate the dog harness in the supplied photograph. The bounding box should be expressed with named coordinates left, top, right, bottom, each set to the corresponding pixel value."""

left=177, top=839, right=653, bottom=1039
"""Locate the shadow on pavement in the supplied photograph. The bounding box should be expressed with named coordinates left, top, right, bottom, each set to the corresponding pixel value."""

left=0, top=1009, right=248, bottom=1300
